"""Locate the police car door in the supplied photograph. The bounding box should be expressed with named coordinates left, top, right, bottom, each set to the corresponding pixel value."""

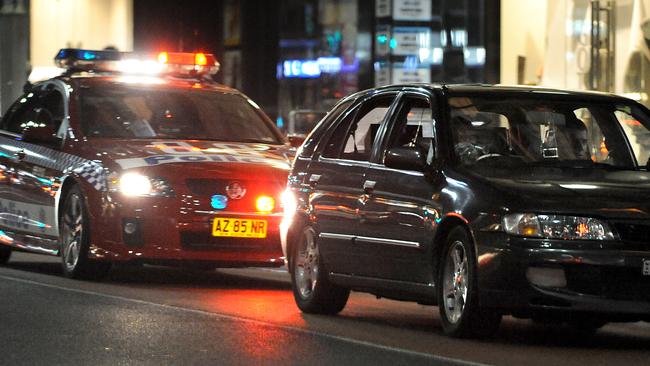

left=0, top=82, right=68, bottom=253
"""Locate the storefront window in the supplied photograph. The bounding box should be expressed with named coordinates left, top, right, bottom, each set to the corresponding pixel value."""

left=375, top=0, right=488, bottom=86
left=276, top=0, right=494, bottom=136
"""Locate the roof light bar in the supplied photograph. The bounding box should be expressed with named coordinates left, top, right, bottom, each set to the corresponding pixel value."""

left=54, top=48, right=220, bottom=76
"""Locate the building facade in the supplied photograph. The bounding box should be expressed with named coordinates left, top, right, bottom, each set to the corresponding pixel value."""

left=272, top=0, right=500, bottom=129
left=0, top=0, right=29, bottom=114
left=501, top=0, right=650, bottom=107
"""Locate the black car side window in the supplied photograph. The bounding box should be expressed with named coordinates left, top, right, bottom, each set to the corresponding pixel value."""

left=322, top=95, right=396, bottom=161
left=1, top=87, right=64, bottom=136
left=300, top=100, right=352, bottom=158
left=383, top=96, right=435, bottom=164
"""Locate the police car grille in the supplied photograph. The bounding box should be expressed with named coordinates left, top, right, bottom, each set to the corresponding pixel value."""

left=186, top=179, right=283, bottom=196
left=186, top=179, right=227, bottom=196
left=185, top=178, right=283, bottom=212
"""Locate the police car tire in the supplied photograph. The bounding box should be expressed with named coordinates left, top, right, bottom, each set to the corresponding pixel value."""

left=60, top=185, right=110, bottom=280
left=0, top=246, right=11, bottom=265
left=437, top=227, right=501, bottom=338
left=290, top=226, right=349, bottom=315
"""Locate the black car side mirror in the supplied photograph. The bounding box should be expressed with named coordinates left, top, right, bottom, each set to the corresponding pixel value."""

left=22, top=124, right=61, bottom=147
left=287, top=134, right=306, bottom=148
left=384, top=146, right=427, bottom=171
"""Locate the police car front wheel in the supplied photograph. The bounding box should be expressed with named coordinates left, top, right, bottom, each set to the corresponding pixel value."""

left=60, top=185, right=110, bottom=280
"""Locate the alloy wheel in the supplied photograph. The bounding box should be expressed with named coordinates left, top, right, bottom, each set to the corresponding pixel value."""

left=295, top=229, right=319, bottom=299
left=442, top=240, right=469, bottom=324
left=62, top=193, right=84, bottom=272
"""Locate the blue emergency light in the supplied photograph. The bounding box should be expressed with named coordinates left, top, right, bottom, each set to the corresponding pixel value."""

left=55, top=49, right=123, bottom=66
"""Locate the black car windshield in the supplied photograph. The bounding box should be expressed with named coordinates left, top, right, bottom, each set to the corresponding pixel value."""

left=79, top=84, right=282, bottom=143
left=448, top=95, right=650, bottom=170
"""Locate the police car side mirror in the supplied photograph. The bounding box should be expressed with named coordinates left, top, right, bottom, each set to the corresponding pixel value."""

left=22, top=125, right=61, bottom=147
left=384, top=146, right=427, bottom=171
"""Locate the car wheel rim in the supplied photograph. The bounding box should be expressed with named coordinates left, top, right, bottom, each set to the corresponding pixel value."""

left=442, top=240, right=469, bottom=324
left=295, top=230, right=319, bottom=299
left=62, top=193, right=83, bottom=272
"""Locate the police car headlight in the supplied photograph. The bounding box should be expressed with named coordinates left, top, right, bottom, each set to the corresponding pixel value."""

left=503, top=213, right=616, bottom=240
left=114, top=172, right=174, bottom=197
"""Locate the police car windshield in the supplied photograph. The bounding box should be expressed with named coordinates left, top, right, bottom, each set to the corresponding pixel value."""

left=79, top=85, right=282, bottom=144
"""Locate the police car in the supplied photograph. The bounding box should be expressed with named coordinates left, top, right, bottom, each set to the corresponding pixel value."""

left=0, top=48, right=292, bottom=279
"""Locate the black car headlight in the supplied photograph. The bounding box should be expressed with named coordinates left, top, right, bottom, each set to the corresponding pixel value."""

left=109, top=172, right=174, bottom=197
left=503, top=213, right=616, bottom=240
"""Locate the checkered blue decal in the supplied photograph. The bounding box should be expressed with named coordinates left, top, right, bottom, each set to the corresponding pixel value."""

left=70, top=160, right=107, bottom=191
left=0, top=135, right=107, bottom=191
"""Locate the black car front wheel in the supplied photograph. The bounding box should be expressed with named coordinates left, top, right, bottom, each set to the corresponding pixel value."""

left=437, top=227, right=501, bottom=338
left=0, top=246, right=11, bottom=265
left=290, top=226, right=349, bottom=314
left=60, top=185, right=110, bottom=280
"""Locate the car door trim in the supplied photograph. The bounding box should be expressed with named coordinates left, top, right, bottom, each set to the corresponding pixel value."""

left=317, top=156, right=370, bottom=168
left=354, top=235, right=421, bottom=248
left=320, top=232, right=420, bottom=248
left=367, top=162, right=425, bottom=176
left=319, top=232, right=355, bottom=240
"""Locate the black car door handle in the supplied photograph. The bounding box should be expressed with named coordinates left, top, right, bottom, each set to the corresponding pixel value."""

left=363, top=180, right=376, bottom=194
left=13, top=150, right=26, bottom=161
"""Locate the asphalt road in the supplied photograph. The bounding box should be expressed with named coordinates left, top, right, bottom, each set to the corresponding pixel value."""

left=1, top=252, right=649, bottom=366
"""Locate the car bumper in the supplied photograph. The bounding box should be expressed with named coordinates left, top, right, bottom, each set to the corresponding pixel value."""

left=475, top=232, right=650, bottom=320
left=87, top=197, right=284, bottom=267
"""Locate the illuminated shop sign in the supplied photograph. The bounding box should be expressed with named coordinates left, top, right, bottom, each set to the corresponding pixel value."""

left=392, top=27, right=432, bottom=56
left=392, top=60, right=431, bottom=84
left=393, top=0, right=432, bottom=21
left=281, top=57, right=354, bottom=79
left=283, top=60, right=321, bottom=78
left=464, top=47, right=486, bottom=67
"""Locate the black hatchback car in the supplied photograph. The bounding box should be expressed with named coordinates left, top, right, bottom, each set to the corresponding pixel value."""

left=280, top=84, right=650, bottom=337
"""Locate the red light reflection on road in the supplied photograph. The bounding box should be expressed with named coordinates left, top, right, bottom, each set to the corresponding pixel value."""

left=195, top=288, right=308, bottom=359
left=202, top=289, right=306, bottom=326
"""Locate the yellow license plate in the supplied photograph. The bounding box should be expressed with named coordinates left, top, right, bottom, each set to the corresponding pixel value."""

left=212, top=218, right=267, bottom=238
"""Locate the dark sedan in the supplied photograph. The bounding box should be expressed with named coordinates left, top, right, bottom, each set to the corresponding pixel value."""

left=280, top=84, right=650, bottom=337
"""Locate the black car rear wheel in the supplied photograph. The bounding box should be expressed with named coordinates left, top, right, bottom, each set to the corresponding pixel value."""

left=60, top=185, right=110, bottom=280
left=0, top=246, right=11, bottom=265
left=437, top=227, right=501, bottom=338
left=290, top=226, right=349, bottom=314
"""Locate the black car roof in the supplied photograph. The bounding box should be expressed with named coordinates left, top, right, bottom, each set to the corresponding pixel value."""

left=343, top=83, right=633, bottom=104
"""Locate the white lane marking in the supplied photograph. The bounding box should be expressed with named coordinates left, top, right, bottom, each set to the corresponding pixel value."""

left=0, top=274, right=489, bottom=366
